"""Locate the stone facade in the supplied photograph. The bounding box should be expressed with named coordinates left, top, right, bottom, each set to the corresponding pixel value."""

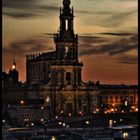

left=26, top=0, right=99, bottom=116
left=25, top=0, right=138, bottom=116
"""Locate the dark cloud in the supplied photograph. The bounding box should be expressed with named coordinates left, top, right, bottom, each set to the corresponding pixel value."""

left=75, top=10, right=92, bottom=14
left=2, top=0, right=38, bottom=9
left=3, top=36, right=54, bottom=56
left=79, top=34, right=138, bottom=57
left=103, top=10, right=137, bottom=27
left=3, top=12, right=37, bottom=19
left=2, top=0, right=59, bottom=19
left=100, top=32, right=133, bottom=36
left=85, top=9, right=137, bottom=28
left=79, top=35, right=102, bottom=39
left=116, top=55, right=138, bottom=64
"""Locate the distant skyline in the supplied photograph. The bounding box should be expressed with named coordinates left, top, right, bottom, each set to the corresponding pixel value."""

left=2, top=0, right=138, bottom=84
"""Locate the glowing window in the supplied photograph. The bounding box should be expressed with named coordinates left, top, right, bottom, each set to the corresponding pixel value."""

left=66, top=20, right=68, bottom=30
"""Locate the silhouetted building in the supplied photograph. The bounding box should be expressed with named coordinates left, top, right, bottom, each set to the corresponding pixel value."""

left=26, top=0, right=99, bottom=116
left=97, top=84, right=138, bottom=113
left=2, top=61, right=24, bottom=115
left=2, top=61, right=19, bottom=89
left=25, top=0, right=138, bottom=116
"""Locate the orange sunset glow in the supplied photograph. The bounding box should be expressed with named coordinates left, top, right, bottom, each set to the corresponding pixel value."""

left=2, top=0, right=138, bottom=84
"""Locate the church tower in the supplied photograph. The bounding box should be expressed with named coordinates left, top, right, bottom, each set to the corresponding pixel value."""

left=53, top=0, right=83, bottom=86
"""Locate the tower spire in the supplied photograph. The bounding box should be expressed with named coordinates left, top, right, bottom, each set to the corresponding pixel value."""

left=12, top=50, right=16, bottom=70
left=63, top=0, right=71, bottom=7
left=13, top=49, right=15, bottom=63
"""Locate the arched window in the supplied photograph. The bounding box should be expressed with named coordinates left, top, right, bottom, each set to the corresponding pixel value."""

left=130, top=96, right=133, bottom=103
left=110, top=96, right=113, bottom=103
left=115, top=96, right=118, bottom=103
left=105, top=96, right=108, bottom=102
left=65, top=19, right=68, bottom=30
left=66, top=72, right=71, bottom=83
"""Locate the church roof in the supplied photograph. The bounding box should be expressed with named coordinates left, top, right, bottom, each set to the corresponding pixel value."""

left=32, top=51, right=56, bottom=62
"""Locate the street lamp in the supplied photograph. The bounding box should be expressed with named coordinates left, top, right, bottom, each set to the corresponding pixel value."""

left=51, top=136, right=56, bottom=140
left=31, top=123, right=34, bottom=126
left=123, top=132, right=128, bottom=140
left=2, top=120, right=5, bottom=123
left=68, top=113, right=71, bottom=117
left=85, top=121, right=89, bottom=124
left=46, top=97, right=50, bottom=103
left=63, top=123, right=65, bottom=127
left=20, top=100, right=24, bottom=104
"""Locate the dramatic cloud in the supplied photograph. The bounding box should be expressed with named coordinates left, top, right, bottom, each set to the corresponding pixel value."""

left=100, top=32, right=133, bottom=36
left=3, top=12, right=38, bottom=19
left=116, top=55, right=138, bottom=64
left=3, top=35, right=54, bottom=56
left=2, top=0, right=138, bottom=84
left=79, top=34, right=138, bottom=57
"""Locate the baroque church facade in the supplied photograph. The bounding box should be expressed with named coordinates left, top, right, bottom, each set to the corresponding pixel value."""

left=26, top=0, right=99, bottom=116
left=25, top=0, right=138, bottom=117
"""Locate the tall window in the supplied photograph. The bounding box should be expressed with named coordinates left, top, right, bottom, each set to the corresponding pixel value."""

left=105, top=96, right=108, bottom=102
left=115, top=96, right=118, bottom=103
left=66, top=72, right=71, bottom=81
left=66, top=19, right=68, bottom=30
left=110, top=96, right=113, bottom=103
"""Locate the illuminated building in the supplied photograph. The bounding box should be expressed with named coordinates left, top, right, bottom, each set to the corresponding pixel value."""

left=25, top=0, right=138, bottom=116
left=26, top=0, right=99, bottom=116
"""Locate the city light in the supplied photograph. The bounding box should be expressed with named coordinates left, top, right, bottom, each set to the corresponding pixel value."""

left=41, top=118, right=44, bottom=122
left=85, top=121, right=89, bottom=124
left=24, top=119, right=29, bottom=122
left=79, top=111, right=82, bottom=114
left=20, top=100, right=24, bottom=104
left=31, top=123, right=34, bottom=126
left=59, top=122, right=62, bottom=125
left=63, top=123, right=66, bottom=127
left=125, top=101, right=128, bottom=106
left=46, top=97, right=50, bottom=103
left=41, top=106, right=44, bottom=110
left=61, top=110, right=63, bottom=114
left=110, top=108, right=114, bottom=112
left=93, top=111, right=96, bottom=114
left=51, top=136, right=56, bottom=140
left=55, top=116, right=58, bottom=119
left=123, top=132, right=128, bottom=139
left=120, top=119, right=123, bottom=122
left=96, top=108, right=99, bottom=112
left=135, top=108, right=138, bottom=112
left=109, top=120, right=113, bottom=128
left=68, top=113, right=71, bottom=117
left=132, top=106, right=135, bottom=109
left=114, top=121, right=116, bottom=124
left=2, top=120, right=5, bottom=123
left=12, top=64, right=16, bottom=70
left=122, top=110, right=124, bottom=113
left=104, top=111, right=107, bottom=114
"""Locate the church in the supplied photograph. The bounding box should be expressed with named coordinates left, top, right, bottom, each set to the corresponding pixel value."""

left=26, top=0, right=99, bottom=116
left=25, top=0, right=138, bottom=117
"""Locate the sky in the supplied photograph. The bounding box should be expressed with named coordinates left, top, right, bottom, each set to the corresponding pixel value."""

left=2, top=0, right=138, bottom=85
